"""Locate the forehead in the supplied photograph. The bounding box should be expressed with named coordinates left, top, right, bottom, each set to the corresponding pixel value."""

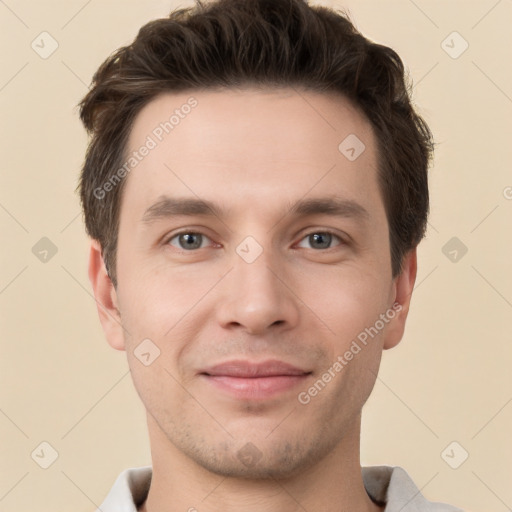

left=121, top=87, right=382, bottom=222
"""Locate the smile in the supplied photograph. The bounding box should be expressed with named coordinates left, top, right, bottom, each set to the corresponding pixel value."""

left=199, top=359, right=312, bottom=400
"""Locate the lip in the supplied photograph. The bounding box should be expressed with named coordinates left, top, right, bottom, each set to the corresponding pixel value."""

left=199, top=359, right=311, bottom=400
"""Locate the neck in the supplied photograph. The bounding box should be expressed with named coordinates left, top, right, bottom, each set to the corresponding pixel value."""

left=139, top=413, right=382, bottom=512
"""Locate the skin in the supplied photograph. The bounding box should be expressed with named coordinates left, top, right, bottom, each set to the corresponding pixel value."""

left=89, top=87, right=417, bottom=512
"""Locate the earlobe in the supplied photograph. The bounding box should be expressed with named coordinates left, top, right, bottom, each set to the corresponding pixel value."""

left=382, top=249, right=418, bottom=350
left=88, top=240, right=126, bottom=351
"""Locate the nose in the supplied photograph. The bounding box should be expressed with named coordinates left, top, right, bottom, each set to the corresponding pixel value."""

left=216, top=247, right=300, bottom=335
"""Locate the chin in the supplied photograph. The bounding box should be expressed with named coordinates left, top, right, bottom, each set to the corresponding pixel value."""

left=180, top=435, right=333, bottom=481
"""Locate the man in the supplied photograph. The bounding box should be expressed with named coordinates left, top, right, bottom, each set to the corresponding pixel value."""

left=79, top=0, right=462, bottom=510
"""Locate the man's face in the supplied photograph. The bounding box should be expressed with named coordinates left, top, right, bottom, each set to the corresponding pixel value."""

left=98, top=88, right=414, bottom=478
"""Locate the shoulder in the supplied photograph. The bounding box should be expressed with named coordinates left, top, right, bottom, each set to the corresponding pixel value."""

left=96, top=466, right=152, bottom=512
left=362, top=465, right=464, bottom=511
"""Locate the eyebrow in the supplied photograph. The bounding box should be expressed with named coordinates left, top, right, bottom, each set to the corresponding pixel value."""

left=142, top=196, right=225, bottom=224
left=287, top=197, right=369, bottom=222
left=141, top=195, right=370, bottom=224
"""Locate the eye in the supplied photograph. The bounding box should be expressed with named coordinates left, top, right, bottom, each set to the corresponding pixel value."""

left=167, top=232, right=212, bottom=250
left=296, top=231, right=343, bottom=250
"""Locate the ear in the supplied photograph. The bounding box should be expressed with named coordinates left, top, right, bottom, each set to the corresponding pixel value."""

left=382, top=248, right=418, bottom=350
left=88, top=239, right=126, bottom=351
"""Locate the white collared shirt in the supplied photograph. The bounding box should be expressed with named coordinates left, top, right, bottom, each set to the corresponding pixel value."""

left=96, top=465, right=463, bottom=511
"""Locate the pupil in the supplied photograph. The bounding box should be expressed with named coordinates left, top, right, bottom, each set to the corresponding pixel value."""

left=310, top=233, right=331, bottom=249
left=180, top=233, right=201, bottom=249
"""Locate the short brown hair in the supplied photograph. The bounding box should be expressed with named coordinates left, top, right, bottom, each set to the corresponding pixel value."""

left=78, top=0, right=434, bottom=287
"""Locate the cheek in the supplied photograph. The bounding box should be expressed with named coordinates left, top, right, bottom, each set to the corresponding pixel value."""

left=117, top=264, right=223, bottom=378
left=297, top=263, right=391, bottom=344
left=118, top=260, right=209, bottom=328
left=308, top=272, right=389, bottom=404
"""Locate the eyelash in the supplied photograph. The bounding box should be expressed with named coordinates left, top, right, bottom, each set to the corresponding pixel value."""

left=163, top=229, right=347, bottom=251
left=165, top=230, right=217, bottom=250
left=296, top=231, right=345, bottom=250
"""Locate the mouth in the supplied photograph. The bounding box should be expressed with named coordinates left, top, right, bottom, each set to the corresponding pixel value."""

left=199, top=359, right=312, bottom=400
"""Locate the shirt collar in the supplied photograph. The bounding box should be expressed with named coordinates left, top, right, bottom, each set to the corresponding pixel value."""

left=97, top=465, right=462, bottom=512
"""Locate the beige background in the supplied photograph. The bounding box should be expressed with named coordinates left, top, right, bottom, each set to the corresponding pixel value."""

left=1, top=1, right=511, bottom=511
